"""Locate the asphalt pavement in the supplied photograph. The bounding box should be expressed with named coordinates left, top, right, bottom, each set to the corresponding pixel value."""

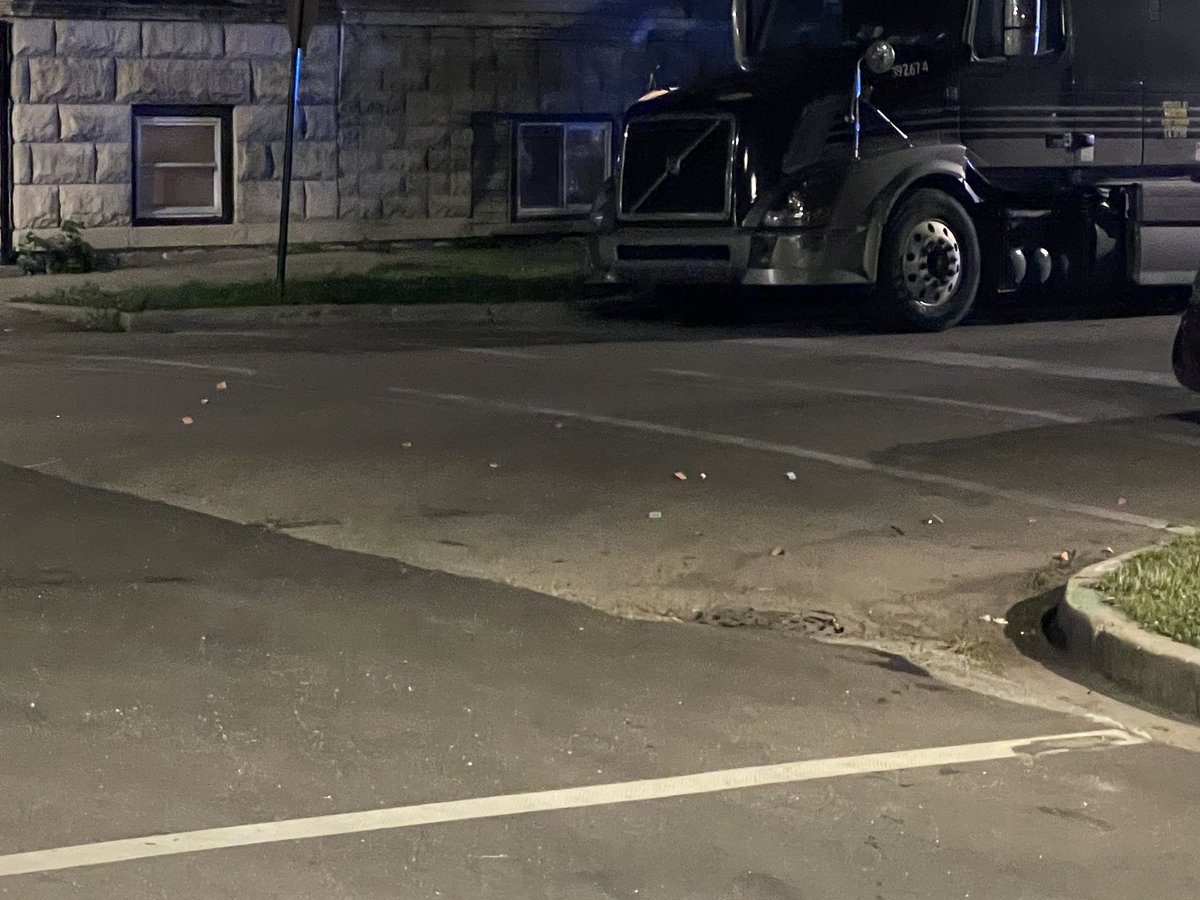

left=2, top=298, right=1200, bottom=897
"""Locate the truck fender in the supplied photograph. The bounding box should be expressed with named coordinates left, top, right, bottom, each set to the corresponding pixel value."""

left=841, top=146, right=980, bottom=282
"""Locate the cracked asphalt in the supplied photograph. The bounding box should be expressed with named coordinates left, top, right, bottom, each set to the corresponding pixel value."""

left=1, top=301, right=1199, bottom=897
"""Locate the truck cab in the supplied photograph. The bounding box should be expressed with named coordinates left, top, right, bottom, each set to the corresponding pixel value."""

left=589, top=0, right=1200, bottom=331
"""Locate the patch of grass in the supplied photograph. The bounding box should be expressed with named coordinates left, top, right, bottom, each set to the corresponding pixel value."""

left=22, top=242, right=585, bottom=312
left=371, top=247, right=581, bottom=282
left=367, top=260, right=427, bottom=274
left=442, top=235, right=505, bottom=251
left=1097, top=536, right=1200, bottom=649
left=285, top=242, right=332, bottom=255
left=23, top=270, right=581, bottom=313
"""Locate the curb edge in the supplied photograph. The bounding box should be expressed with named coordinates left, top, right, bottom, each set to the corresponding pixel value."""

left=8, top=300, right=592, bottom=333
left=1059, top=548, right=1200, bottom=720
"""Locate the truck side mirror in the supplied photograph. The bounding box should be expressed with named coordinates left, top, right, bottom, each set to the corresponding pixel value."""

left=732, top=0, right=751, bottom=71
left=852, top=40, right=903, bottom=159
left=863, top=40, right=896, bottom=76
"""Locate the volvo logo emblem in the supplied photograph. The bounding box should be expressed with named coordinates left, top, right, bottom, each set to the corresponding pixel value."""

left=627, top=118, right=725, bottom=216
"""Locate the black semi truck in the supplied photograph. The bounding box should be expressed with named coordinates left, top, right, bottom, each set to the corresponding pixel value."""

left=589, top=0, right=1200, bottom=331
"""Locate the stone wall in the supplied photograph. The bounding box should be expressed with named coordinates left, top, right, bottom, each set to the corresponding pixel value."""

left=337, top=22, right=724, bottom=227
left=10, top=17, right=339, bottom=233
left=8, top=12, right=728, bottom=245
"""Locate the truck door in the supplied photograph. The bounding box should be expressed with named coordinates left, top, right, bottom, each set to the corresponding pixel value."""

left=1070, top=0, right=1145, bottom=171
left=1141, top=1, right=1200, bottom=171
left=958, top=0, right=1074, bottom=190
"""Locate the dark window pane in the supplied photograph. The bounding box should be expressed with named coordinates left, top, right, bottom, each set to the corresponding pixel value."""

left=518, top=124, right=564, bottom=211
left=564, top=124, right=610, bottom=208
left=138, top=166, right=219, bottom=213
left=139, top=122, right=218, bottom=165
left=974, top=0, right=1004, bottom=56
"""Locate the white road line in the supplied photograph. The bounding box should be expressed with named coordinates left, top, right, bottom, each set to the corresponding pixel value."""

left=1147, top=431, right=1200, bottom=449
left=1095, top=420, right=1200, bottom=450
left=21, top=458, right=62, bottom=469
left=69, top=356, right=257, bottom=376
left=654, top=368, right=722, bottom=380
left=5, top=362, right=234, bottom=383
left=456, top=347, right=546, bottom=360
left=651, top=368, right=1085, bottom=424
left=3, top=360, right=221, bottom=381
left=387, top=388, right=1173, bottom=530
left=735, top=340, right=1183, bottom=388
left=171, top=331, right=279, bottom=339
left=0, top=729, right=1144, bottom=879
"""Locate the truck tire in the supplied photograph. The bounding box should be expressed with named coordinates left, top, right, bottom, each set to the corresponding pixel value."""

left=876, top=189, right=982, bottom=332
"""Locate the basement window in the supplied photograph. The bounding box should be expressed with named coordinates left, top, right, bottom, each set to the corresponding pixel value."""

left=515, top=120, right=612, bottom=218
left=132, top=105, right=233, bottom=225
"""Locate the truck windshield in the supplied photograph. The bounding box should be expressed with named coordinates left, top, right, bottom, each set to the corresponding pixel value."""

left=756, top=0, right=964, bottom=54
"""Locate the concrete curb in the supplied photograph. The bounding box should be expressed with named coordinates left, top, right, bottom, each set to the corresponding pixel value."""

left=7, top=300, right=592, bottom=333
left=7, top=301, right=120, bottom=329
left=1059, top=548, right=1200, bottom=719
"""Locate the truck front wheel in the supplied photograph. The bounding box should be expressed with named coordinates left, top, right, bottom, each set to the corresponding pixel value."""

left=876, top=189, right=981, bottom=332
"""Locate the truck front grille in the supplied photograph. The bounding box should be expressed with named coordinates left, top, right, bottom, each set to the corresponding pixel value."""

left=616, top=244, right=731, bottom=261
left=619, top=116, right=734, bottom=221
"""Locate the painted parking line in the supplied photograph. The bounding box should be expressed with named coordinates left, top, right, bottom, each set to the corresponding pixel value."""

left=171, top=331, right=280, bottom=338
left=651, top=368, right=1086, bottom=424
left=1142, top=430, right=1200, bottom=448
left=734, top=340, right=1183, bottom=388
left=387, top=387, right=1173, bottom=530
left=21, top=458, right=62, bottom=470
left=0, top=729, right=1145, bottom=879
left=67, top=355, right=257, bottom=377
left=457, top=347, right=547, bottom=360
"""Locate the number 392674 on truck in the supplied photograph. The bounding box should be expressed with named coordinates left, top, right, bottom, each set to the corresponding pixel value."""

left=588, top=0, right=1200, bottom=332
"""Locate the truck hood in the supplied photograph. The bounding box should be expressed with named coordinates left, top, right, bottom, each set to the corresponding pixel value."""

left=632, top=53, right=858, bottom=120
left=627, top=54, right=861, bottom=182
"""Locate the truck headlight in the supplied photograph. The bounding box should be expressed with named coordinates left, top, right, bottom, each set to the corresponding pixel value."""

left=762, top=173, right=840, bottom=229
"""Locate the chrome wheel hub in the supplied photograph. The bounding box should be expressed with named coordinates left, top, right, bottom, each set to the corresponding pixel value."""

left=902, top=219, right=962, bottom=308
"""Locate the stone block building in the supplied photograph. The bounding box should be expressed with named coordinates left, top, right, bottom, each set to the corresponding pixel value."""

left=1, top=0, right=729, bottom=253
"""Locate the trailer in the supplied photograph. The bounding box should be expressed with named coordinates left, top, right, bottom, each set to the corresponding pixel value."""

left=589, top=0, right=1200, bottom=331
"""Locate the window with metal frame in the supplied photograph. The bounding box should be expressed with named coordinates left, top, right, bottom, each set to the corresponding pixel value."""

left=515, top=120, right=612, bottom=218
left=132, top=105, right=233, bottom=225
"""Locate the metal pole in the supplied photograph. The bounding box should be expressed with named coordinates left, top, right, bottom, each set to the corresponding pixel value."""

left=852, top=60, right=863, bottom=161
left=276, top=46, right=302, bottom=297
